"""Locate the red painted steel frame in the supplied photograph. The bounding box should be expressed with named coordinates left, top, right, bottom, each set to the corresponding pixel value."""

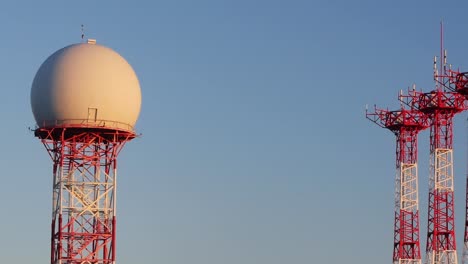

left=367, top=107, right=429, bottom=262
left=433, top=52, right=468, bottom=262
left=35, top=126, right=135, bottom=264
left=465, top=175, right=468, bottom=258
left=402, top=89, right=466, bottom=260
left=451, top=71, right=468, bottom=262
left=453, top=72, right=468, bottom=97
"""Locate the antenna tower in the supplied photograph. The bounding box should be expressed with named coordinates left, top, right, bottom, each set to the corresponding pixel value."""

left=400, top=23, right=466, bottom=263
left=367, top=104, right=429, bottom=264
left=443, top=40, right=468, bottom=264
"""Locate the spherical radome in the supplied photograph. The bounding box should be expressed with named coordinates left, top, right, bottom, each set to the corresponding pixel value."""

left=31, top=42, right=141, bottom=132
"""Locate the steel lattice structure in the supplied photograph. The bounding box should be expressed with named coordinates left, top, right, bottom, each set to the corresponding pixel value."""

left=401, top=88, right=466, bottom=264
left=367, top=106, right=429, bottom=264
left=35, top=126, right=135, bottom=264
left=451, top=72, right=468, bottom=96
left=366, top=24, right=468, bottom=264
left=447, top=71, right=468, bottom=264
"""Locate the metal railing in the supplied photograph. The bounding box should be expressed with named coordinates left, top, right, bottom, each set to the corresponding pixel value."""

left=35, top=119, right=135, bottom=132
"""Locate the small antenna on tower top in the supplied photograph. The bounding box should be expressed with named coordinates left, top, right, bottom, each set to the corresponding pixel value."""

left=437, top=20, right=445, bottom=91
left=81, top=24, right=85, bottom=42
left=400, top=89, right=404, bottom=108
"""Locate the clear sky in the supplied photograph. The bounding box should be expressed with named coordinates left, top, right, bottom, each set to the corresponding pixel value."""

left=2, top=0, right=468, bottom=263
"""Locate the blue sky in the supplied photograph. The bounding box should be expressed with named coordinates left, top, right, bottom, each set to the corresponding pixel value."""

left=1, top=0, right=468, bottom=263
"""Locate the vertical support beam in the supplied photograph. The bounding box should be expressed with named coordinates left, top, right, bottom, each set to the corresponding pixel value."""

left=456, top=74, right=468, bottom=264
left=395, top=163, right=422, bottom=264
left=39, top=130, right=130, bottom=264
left=394, top=128, right=422, bottom=264
left=425, top=108, right=459, bottom=264
left=463, top=174, right=468, bottom=264
left=367, top=108, right=428, bottom=264
left=463, top=117, right=468, bottom=264
left=426, top=149, right=457, bottom=264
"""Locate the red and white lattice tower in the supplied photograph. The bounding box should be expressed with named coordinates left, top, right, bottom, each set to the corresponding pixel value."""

left=430, top=23, right=468, bottom=264
left=30, top=41, right=141, bottom=264
left=403, top=89, right=465, bottom=264
left=367, top=104, right=429, bottom=264
left=448, top=71, right=468, bottom=264
left=400, top=39, right=467, bottom=262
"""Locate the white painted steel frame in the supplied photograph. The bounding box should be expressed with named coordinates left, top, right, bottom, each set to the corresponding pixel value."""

left=401, top=259, right=424, bottom=264
left=399, top=163, right=419, bottom=212
left=396, top=163, right=422, bottom=264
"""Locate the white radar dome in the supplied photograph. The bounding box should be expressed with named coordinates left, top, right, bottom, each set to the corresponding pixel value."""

left=31, top=42, right=141, bottom=132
